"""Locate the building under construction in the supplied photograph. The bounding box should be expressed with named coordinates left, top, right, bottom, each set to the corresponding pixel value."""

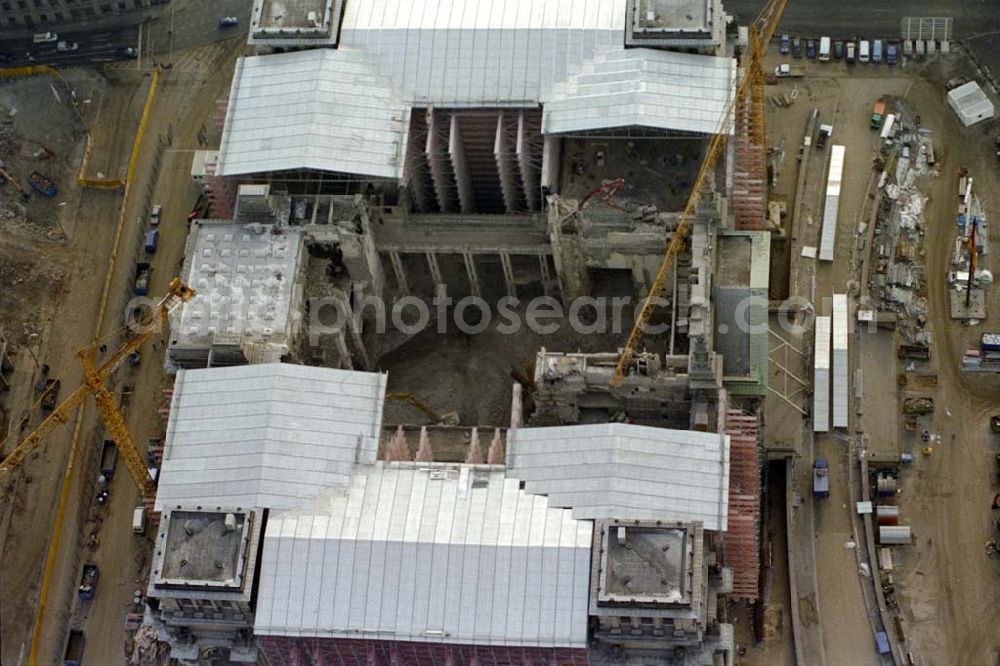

left=149, top=0, right=774, bottom=662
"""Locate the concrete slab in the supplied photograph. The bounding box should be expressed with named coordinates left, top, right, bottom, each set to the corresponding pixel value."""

left=949, top=289, right=986, bottom=319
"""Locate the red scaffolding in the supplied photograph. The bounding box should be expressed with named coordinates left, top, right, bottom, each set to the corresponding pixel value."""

left=725, top=409, right=762, bottom=600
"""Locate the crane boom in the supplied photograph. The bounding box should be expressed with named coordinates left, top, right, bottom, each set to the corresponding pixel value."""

left=0, top=279, right=194, bottom=500
left=610, top=0, right=788, bottom=387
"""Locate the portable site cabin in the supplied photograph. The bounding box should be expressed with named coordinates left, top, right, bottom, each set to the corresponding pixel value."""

left=947, top=81, right=995, bottom=127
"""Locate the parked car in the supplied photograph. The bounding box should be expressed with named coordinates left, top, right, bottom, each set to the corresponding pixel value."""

left=873, top=39, right=884, bottom=63
left=32, top=32, right=58, bottom=44
left=806, top=39, right=817, bottom=59
left=846, top=41, right=856, bottom=63
left=144, top=229, right=159, bottom=254
left=151, top=203, right=162, bottom=225
left=818, top=36, right=831, bottom=61
left=218, top=16, right=239, bottom=27
left=886, top=43, right=898, bottom=65
left=116, top=46, right=138, bottom=59
left=792, top=37, right=803, bottom=58
left=779, top=33, right=790, bottom=55
left=56, top=41, right=78, bottom=52
left=859, top=39, right=871, bottom=63
left=833, top=40, right=844, bottom=60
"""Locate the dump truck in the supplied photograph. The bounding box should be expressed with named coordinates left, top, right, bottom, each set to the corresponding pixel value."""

left=813, top=458, right=830, bottom=498
left=134, top=262, right=151, bottom=295
left=99, top=440, right=118, bottom=483
left=78, top=563, right=99, bottom=600
left=28, top=170, right=58, bottom=197
left=871, top=99, right=887, bottom=129
left=63, top=630, right=84, bottom=666
left=903, top=397, right=934, bottom=415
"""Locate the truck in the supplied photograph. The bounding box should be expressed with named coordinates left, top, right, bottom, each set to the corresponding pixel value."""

left=144, top=229, right=159, bottom=254
left=818, top=36, right=831, bottom=62
left=33, top=31, right=58, bottom=44
left=40, top=378, right=61, bottom=410
left=99, top=440, right=118, bottom=482
left=874, top=631, right=890, bottom=655
left=813, top=458, right=830, bottom=498
left=132, top=506, right=147, bottom=535
left=78, top=563, right=99, bottom=600
left=897, top=343, right=930, bottom=360
left=63, top=629, right=84, bottom=666
left=816, top=124, right=833, bottom=149
left=871, top=99, right=887, bottom=129
left=774, top=63, right=805, bottom=78
left=134, top=262, right=151, bottom=295
left=28, top=171, right=58, bottom=197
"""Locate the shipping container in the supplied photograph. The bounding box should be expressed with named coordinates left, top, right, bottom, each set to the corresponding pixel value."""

left=879, top=525, right=912, bottom=545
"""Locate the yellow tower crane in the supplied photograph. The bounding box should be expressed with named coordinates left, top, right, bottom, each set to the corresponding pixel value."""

left=0, top=278, right=195, bottom=501
left=610, top=0, right=788, bottom=387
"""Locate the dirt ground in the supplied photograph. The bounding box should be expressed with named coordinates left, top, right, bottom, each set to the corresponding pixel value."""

left=889, top=55, right=1000, bottom=666
left=0, top=39, right=244, bottom=665
left=379, top=304, right=628, bottom=427
left=762, top=48, right=1000, bottom=666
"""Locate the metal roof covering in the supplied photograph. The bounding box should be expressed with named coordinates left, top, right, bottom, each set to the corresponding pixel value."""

left=506, top=423, right=730, bottom=531
left=219, top=0, right=735, bottom=177
left=156, top=364, right=386, bottom=512
left=542, top=48, right=735, bottom=135
left=254, top=462, right=593, bottom=645
left=216, top=50, right=410, bottom=178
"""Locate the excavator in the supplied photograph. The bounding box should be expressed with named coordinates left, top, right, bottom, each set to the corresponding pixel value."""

left=0, top=278, right=195, bottom=503
left=611, top=0, right=788, bottom=386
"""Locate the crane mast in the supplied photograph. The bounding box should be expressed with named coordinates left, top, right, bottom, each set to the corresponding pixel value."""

left=610, top=0, right=788, bottom=387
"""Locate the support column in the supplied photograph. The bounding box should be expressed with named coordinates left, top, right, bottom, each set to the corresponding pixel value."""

left=517, top=111, right=540, bottom=210
left=499, top=252, right=516, bottom=298
left=388, top=251, right=409, bottom=296
left=538, top=254, right=552, bottom=296
left=426, top=251, right=443, bottom=287
left=463, top=250, right=481, bottom=297
left=425, top=108, right=452, bottom=212
left=449, top=113, right=476, bottom=213
left=540, top=135, right=561, bottom=193
left=495, top=113, right=519, bottom=212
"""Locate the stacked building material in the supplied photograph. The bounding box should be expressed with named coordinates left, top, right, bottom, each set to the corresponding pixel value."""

left=813, top=316, right=831, bottom=432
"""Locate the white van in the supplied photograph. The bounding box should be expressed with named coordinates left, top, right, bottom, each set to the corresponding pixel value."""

left=132, top=507, right=146, bottom=535
left=818, top=36, right=831, bottom=62
left=859, top=40, right=871, bottom=63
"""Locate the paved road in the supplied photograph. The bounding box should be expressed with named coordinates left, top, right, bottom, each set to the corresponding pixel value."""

left=0, top=0, right=249, bottom=69
left=726, top=0, right=1000, bottom=39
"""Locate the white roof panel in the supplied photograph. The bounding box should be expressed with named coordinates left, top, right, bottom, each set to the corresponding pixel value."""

left=506, top=423, right=730, bottom=531
left=219, top=1, right=735, bottom=177
left=543, top=49, right=736, bottom=135
left=254, top=462, right=593, bottom=645
left=156, top=364, right=386, bottom=511
left=217, top=50, right=410, bottom=178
